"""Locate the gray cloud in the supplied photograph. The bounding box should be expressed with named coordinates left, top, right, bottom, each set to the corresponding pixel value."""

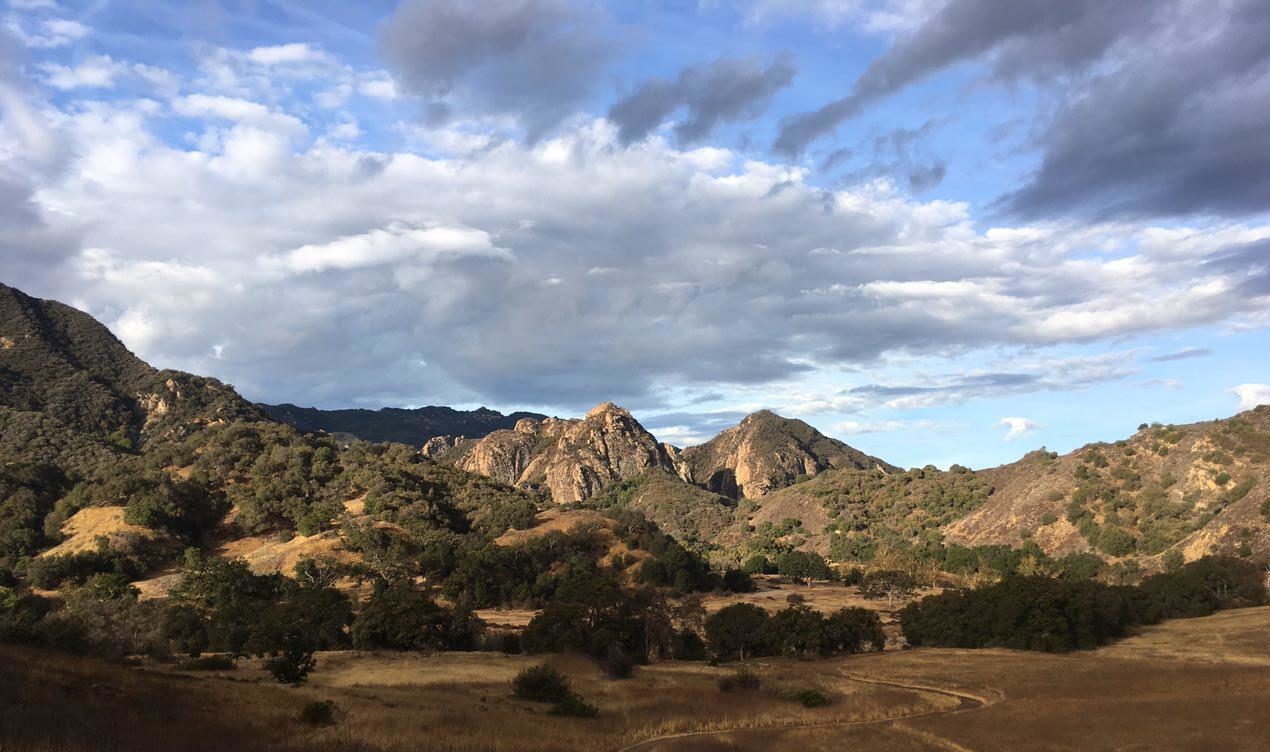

left=380, top=0, right=612, bottom=140
left=1148, top=348, right=1212, bottom=363
left=776, top=0, right=1270, bottom=220
left=609, top=54, right=796, bottom=145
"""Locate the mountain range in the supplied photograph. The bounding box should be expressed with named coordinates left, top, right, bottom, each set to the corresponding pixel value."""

left=2, top=280, right=1268, bottom=590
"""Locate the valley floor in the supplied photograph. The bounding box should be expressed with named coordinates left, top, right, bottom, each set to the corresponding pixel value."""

left=4, top=606, right=1270, bottom=752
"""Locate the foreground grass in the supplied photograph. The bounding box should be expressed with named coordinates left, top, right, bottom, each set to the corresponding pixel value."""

left=4, top=605, right=1270, bottom=751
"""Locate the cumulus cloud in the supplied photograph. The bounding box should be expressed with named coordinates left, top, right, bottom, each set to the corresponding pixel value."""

left=777, top=0, right=1270, bottom=221
left=380, top=0, right=612, bottom=140
left=997, top=416, right=1039, bottom=442
left=4, top=34, right=1270, bottom=412
left=1231, top=384, right=1270, bottom=411
left=608, top=54, right=796, bottom=145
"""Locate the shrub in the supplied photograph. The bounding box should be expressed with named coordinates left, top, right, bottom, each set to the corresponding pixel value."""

left=718, top=667, right=761, bottom=692
left=176, top=655, right=236, bottom=671
left=513, top=664, right=572, bottom=703
left=599, top=647, right=635, bottom=679
left=299, top=700, right=337, bottom=727
left=785, top=689, right=830, bottom=708
left=265, top=642, right=316, bottom=684
left=549, top=693, right=599, bottom=718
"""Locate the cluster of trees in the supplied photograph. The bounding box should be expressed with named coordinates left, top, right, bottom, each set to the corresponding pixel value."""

left=704, top=602, right=885, bottom=661
left=900, top=556, right=1266, bottom=652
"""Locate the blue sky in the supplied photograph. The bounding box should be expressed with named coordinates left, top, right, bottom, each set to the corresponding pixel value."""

left=1, top=0, right=1268, bottom=469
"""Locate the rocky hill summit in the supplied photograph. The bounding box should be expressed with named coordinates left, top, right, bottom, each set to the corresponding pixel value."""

left=433, top=402, right=684, bottom=503
left=680, top=409, right=898, bottom=499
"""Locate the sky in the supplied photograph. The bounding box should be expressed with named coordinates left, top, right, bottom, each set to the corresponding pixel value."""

left=1, top=0, right=1268, bottom=469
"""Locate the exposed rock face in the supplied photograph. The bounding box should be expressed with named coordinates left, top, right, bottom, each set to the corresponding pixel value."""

left=679, top=410, right=898, bottom=499
left=440, top=402, right=682, bottom=503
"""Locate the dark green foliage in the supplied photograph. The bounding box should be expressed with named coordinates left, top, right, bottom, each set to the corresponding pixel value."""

left=299, top=700, right=338, bottom=727
left=900, top=576, right=1142, bottom=652
left=1136, top=556, right=1266, bottom=620
left=548, top=693, right=599, bottom=718
left=350, top=580, right=480, bottom=651
left=741, top=555, right=775, bottom=574
left=900, top=556, right=1267, bottom=652
left=721, top=568, right=756, bottom=592
left=0, top=463, right=68, bottom=568
left=705, top=603, right=772, bottom=661
left=785, top=689, right=829, bottom=708
left=264, top=642, right=317, bottom=684
left=774, top=550, right=833, bottom=584
left=512, top=664, right=573, bottom=703
left=823, top=607, right=886, bottom=653
left=123, top=474, right=227, bottom=542
left=176, top=655, right=236, bottom=671
left=27, top=543, right=150, bottom=590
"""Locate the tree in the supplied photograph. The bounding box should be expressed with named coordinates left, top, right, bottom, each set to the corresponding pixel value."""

left=860, top=570, right=916, bottom=609
left=822, top=607, right=885, bottom=654
left=351, top=580, right=476, bottom=651
left=775, top=551, right=833, bottom=585
left=771, top=604, right=824, bottom=657
left=705, top=603, right=772, bottom=662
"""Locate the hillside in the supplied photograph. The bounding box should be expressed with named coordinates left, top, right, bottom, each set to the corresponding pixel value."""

left=945, top=410, right=1270, bottom=563
left=680, top=409, right=898, bottom=498
left=260, top=403, right=546, bottom=445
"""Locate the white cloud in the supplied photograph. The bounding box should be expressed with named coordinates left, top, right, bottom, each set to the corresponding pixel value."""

left=998, top=417, right=1040, bottom=442
left=1231, top=384, right=1270, bottom=411
left=7, top=16, right=89, bottom=48
left=247, top=43, right=326, bottom=65
left=272, top=224, right=507, bottom=275
left=39, top=55, right=120, bottom=89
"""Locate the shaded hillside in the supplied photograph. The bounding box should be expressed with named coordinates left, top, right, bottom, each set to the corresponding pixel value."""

left=680, top=410, right=898, bottom=499
left=0, top=283, right=261, bottom=476
left=946, top=409, right=1270, bottom=563
left=434, top=402, right=686, bottom=503
left=261, top=403, right=546, bottom=445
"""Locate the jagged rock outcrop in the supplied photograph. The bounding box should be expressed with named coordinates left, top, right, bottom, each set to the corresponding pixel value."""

left=437, top=402, right=682, bottom=503
left=679, top=410, right=898, bottom=499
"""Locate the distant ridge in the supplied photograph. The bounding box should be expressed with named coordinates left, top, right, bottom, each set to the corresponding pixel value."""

left=260, top=402, right=547, bottom=446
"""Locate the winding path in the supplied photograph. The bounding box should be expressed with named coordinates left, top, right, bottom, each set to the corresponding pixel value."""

left=617, top=671, right=993, bottom=752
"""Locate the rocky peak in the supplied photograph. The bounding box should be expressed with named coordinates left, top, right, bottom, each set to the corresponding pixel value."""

left=439, top=402, right=682, bottom=503
left=681, top=410, right=897, bottom=499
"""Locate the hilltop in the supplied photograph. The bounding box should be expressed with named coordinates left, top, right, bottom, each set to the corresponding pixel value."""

left=260, top=403, right=546, bottom=445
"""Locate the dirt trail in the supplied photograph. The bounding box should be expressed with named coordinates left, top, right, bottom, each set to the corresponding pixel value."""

left=616, top=671, right=991, bottom=752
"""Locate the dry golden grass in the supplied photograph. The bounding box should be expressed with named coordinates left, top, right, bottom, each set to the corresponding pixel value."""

left=38, top=507, right=159, bottom=558
left=4, top=606, right=1270, bottom=751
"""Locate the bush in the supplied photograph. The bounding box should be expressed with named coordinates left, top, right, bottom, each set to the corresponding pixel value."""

left=718, top=667, right=761, bottom=692
left=513, top=664, right=573, bottom=703
left=785, top=688, right=829, bottom=708
left=549, top=693, right=599, bottom=718
left=599, top=647, right=635, bottom=679
left=265, top=642, right=316, bottom=684
left=176, top=655, right=236, bottom=671
left=299, top=700, right=337, bottom=727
